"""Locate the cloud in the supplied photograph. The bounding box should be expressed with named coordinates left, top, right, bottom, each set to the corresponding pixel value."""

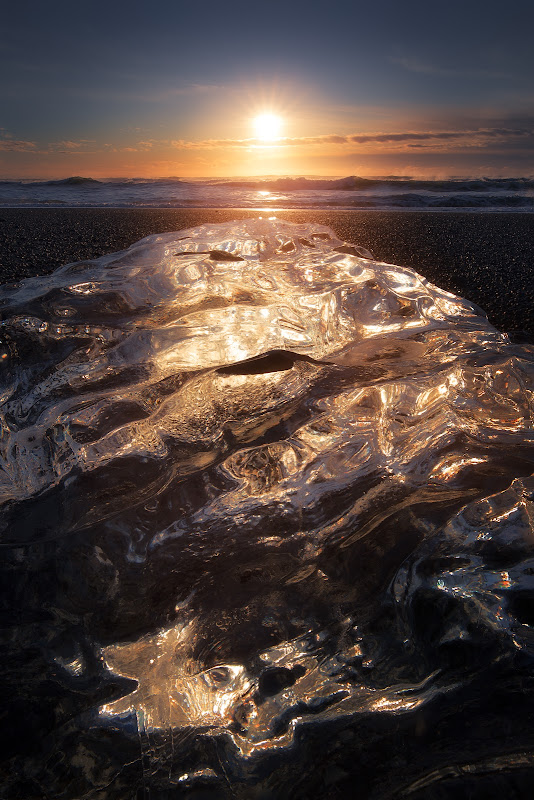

left=3, top=126, right=530, bottom=165
left=48, top=139, right=96, bottom=152
left=349, top=129, right=532, bottom=144
left=170, top=134, right=354, bottom=149
left=0, top=139, right=37, bottom=152
left=171, top=84, right=219, bottom=96
left=170, top=128, right=533, bottom=151
left=0, top=130, right=37, bottom=152
left=391, top=57, right=512, bottom=80
left=136, top=140, right=156, bottom=150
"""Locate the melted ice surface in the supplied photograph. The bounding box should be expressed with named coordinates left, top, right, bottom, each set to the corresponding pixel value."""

left=2, top=219, right=534, bottom=796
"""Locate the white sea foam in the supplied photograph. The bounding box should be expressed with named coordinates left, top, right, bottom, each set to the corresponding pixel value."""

left=0, top=175, right=533, bottom=209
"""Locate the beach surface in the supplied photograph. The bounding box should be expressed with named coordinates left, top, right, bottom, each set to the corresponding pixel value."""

left=0, top=208, right=533, bottom=336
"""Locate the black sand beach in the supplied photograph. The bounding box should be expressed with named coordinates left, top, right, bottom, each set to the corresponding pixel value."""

left=0, top=208, right=533, bottom=336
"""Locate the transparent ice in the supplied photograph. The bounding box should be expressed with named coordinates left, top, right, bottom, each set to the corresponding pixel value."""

left=2, top=219, right=534, bottom=797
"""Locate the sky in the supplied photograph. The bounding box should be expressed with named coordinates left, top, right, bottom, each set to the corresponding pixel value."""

left=1, top=0, right=533, bottom=179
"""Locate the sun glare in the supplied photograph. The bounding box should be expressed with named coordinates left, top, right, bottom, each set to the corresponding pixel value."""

left=253, top=113, right=283, bottom=141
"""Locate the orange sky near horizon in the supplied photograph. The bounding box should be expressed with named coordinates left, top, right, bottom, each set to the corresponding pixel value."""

left=3, top=119, right=533, bottom=180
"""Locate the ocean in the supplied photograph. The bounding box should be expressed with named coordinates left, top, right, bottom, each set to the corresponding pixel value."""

left=1, top=175, right=534, bottom=211
left=2, top=217, right=534, bottom=798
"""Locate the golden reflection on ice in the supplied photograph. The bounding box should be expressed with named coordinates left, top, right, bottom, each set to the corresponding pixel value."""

left=2, top=219, right=534, bottom=770
left=101, top=623, right=252, bottom=729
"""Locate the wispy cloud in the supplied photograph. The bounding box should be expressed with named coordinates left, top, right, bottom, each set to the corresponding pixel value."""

left=48, top=139, right=96, bottom=153
left=170, top=134, right=353, bottom=149
left=102, top=140, right=159, bottom=153
left=3, top=127, right=531, bottom=166
left=0, top=129, right=37, bottom=152
left=349, top=128, right=532, bottom=144
left=0, top=139, right=37, bottom=152
left=169, top=128, right=533, bottom=151
left=391, top=56, right=512, bottom=80
left=170, top=83, right=220, bottom=96
left=52, top=83, right=222, bottom=105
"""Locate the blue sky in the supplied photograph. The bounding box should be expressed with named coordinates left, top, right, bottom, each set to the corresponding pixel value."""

left=1, top=0, right=533, bottom=177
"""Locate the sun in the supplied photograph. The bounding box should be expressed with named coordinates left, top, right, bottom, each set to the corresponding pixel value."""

left=253, top=113, right=283, bottom=141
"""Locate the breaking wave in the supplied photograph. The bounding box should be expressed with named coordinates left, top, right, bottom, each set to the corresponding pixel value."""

left=2, top=219, right=534, bottom=798
left=216, top=176, right=534, bottom=192
left=38, top=176, right=103, bottom=187
left=0, top=176, right=533, bottom=210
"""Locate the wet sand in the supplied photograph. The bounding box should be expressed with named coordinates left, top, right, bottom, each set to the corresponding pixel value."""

left=0, top=208, right=533, bottom=335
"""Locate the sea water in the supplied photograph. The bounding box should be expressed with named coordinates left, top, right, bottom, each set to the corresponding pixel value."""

left=2, top=219, right=534, bottom=798
left=0, top=175, right=533, bottom=210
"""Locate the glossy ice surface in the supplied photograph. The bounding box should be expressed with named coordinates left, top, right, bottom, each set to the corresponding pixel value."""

left=2, top=219, right=534, bottom=798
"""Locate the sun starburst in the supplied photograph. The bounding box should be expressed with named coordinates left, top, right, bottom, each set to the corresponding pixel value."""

left=253, top=113, right=283, bottom=141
